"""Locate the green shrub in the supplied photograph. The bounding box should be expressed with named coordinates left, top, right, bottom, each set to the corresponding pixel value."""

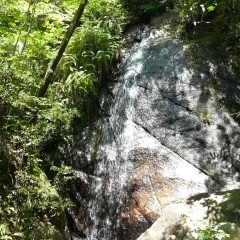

left=177, top=0, right=240, bottom=69
left=122, top=0, right=174, bottom=23
left=0, top=0, right=127, bottom=238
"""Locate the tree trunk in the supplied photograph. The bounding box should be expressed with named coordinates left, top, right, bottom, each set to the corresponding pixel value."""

left=38, top=0, right=88, bottom=97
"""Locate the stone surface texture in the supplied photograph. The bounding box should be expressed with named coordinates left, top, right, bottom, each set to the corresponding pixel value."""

left=66, top=12, right=240, bottom=240
left=137, top=189, right=240, bottom=240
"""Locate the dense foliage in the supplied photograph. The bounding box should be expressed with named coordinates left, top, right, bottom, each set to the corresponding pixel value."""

left=122, top=0, right=175, bottom=23
left=177, top=0, right=240, bottom=67
left=0, top=0, right=127, bottom=239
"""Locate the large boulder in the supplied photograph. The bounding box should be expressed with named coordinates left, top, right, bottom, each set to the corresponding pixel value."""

left=66, top=12, right=240, bottom=239
left=137, top=189, right=240, bottom=240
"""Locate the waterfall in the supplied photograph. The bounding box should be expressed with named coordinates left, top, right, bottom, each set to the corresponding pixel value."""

left=66, top=26, right=155, bottom=240
left=84, top=30, right=151, bottom=240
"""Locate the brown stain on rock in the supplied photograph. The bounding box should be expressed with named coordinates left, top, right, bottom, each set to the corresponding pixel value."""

left=119, top=156, right=180, bottom=239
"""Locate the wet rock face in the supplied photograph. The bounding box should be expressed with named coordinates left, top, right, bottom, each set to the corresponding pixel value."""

left=66, top=14, right=240, bottom=240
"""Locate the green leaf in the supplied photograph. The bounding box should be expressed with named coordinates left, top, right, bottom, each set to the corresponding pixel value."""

left=207, top=5, right=216, bottom=11
left=12, top=232, right=24, bottom=238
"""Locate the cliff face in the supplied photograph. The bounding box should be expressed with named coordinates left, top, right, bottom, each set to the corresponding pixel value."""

left=66, top=12, right=240, bottom=240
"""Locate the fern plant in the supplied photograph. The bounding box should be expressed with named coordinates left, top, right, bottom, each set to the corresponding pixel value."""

left=0, top=0, right=127, bottom=238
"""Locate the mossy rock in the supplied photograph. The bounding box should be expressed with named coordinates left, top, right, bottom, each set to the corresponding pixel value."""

left=18, top=162, right=67, bottom=239
left=32, top=167, right=67, bottom=239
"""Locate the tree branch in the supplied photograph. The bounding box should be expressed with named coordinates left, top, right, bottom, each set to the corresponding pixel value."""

left=38, top=0, right=88, bottom=97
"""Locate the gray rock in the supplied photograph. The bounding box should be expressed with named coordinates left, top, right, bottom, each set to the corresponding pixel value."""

left=66, top=13, right=240, bottom=240
left=137, top=189, right=240, bottom=240
left=233, top=133, right=240, bottom=148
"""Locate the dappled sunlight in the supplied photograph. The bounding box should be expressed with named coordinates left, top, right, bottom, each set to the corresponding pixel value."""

left=68, top=13, right=240, bottom=239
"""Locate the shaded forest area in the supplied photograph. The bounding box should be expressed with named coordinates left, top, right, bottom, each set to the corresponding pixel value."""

left=0, top=0, right=240, bottom=239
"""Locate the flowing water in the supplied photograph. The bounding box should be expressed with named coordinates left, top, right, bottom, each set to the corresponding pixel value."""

left=75, top=26, right=156, bottom=239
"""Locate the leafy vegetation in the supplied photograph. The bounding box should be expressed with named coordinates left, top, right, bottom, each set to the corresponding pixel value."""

left=195, top=225, right=230, bottom=240
left=0, top=0, right=127, bottom=238
left=122, top=0, right=174, bottom=23
left=176, top=0, right=240, bottom=69
left=184, top=224, right=230, bottom=240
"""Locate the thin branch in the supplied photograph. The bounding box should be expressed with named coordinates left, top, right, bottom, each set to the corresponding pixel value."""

left=38, top=0, right=88, bottom=98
